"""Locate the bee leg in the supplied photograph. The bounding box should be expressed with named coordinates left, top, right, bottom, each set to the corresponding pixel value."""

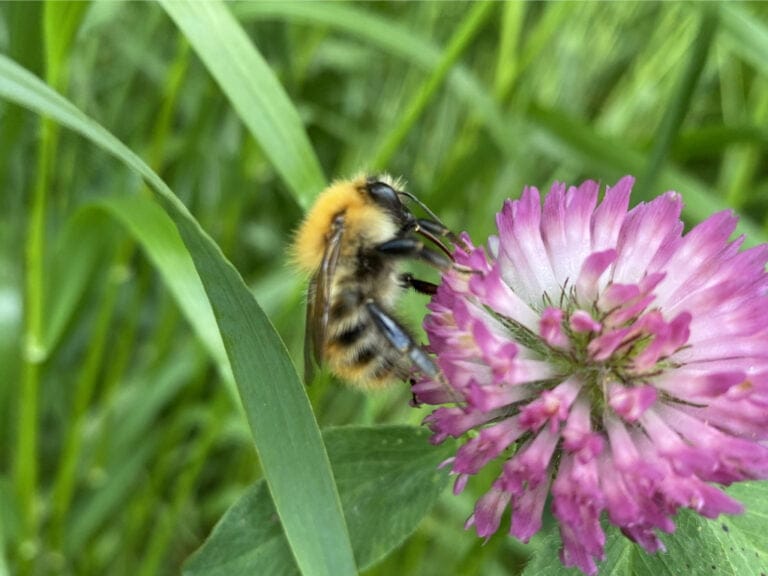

left=397, top=190, right=464, bottom=246
left=399, top=272, right=438, bottom=295
left=367, top=300, right=465, bottom=404
left=365, top=300, right=441, bottom=380
left=375, top=238, right=452, bottom=270
left=413, top=217, right=452, bottom=237
left=414, top=218, right=464, bottom=248
left=402, top=215, right=469, bottom=255
left=404, top=219, right=456, bottom=259
left=408, top=379, right=422, bottom=407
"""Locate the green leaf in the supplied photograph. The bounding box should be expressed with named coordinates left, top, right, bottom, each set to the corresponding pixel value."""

left=0, top=53, right=356, bottom=576
left=717, top=482, right=768, bottom=571
left=184, top=425, right=455, bottom=576
left=523, top=482, right=768, bottom=576
left=158, top=0, right=326, bottom=208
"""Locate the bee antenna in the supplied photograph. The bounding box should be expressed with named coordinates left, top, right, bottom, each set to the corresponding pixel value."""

left=397, top=191, right=449, bottom=228
left=398, top=191, right=467, bottom=251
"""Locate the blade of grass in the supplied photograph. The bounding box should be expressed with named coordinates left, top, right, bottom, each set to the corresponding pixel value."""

left=493, top=1, right=524, bottom=101
left=234, top=1, right=515, bottom=157
left=17, top=106, right=45, bottom=575
left=16, top=2, right=88, bottom=564
left=637, top=6, right=718, bottom=198
left=43, top=2, right=89, bottom=89
left=62, top=340, right=200, bottom=557
left=159, top=0, right=326, bottom=208
left=0, top=474, right=15, bottom=575
left=137, top=393, right=231, bottom=576
left=49, top=234, right=124, bottom=550
left=674, top=125, right=768, bottom=158
left=0, top=3, right=42, bottom=183
left=49, top=32, right=194, bottom=553
left=66, top=436, right=160, bottom=555
left=723, top=78, right=768, bottom=210
left=40, top=213, right=111, bottom=354
left=526, top=104, right=767, bottom=246
left=718, top=3, right=768, bottom=78
left=0, top=54, right=357, bottom=576
left=370, top=1, right=496, bottom=169
left=87, top=196, right=234, bottom=387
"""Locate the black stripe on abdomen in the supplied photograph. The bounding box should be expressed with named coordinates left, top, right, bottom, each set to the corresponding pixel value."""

left=333, top=323, right=368, bottom=346
left=351, top=346, right=376, bottom=367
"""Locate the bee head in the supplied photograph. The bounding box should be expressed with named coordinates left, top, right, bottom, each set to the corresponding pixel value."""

left=364, top=177, right=414, bottom=225
left=366, top=178, right=399, bottom=205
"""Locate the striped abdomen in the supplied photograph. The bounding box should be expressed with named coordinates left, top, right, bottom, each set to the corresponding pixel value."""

left=324, top=279, right=412, bottom=388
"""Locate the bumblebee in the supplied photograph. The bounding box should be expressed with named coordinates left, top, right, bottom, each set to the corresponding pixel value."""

left=292, top=175, right=460, bottom=389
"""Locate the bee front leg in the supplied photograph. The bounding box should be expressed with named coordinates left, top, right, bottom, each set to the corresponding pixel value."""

left=413, top=218, right=465, bottom=248
left=375, top=238, right=452, bottom=270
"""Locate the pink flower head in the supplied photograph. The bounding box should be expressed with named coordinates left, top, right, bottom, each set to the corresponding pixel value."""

left=418, top=177, right=768, bottom=575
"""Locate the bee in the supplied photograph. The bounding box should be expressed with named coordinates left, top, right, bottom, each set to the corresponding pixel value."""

left=292, top=174, right=461, bottom=389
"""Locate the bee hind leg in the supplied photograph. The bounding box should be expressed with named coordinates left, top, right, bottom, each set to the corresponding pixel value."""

left=365, top=300, right=440, bottom=380
left=366, top=300, right=466, bottom=405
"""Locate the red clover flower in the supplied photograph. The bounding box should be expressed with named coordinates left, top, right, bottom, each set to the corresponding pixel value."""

left=415, top=176, right=768, bottom=575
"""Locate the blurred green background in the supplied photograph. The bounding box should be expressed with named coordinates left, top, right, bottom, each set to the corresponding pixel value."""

left=1, top=1, right=768, bottom=575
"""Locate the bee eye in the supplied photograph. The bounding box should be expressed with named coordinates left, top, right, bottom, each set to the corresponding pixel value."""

left=368, top=182, right=401, bottom=209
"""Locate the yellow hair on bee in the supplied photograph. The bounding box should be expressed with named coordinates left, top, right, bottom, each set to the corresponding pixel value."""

left=330, top=362, right=394, bottom=389
left=291, top=174, right=404, bottom=273
left=292, top=172, right=450, bottom=390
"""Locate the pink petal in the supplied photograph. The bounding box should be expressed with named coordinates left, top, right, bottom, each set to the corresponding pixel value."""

left=575, top=249, right=616, bottom=304
left=496, top=188, right=559, bottom=302
left=608, top=383, right=658, bottom=422
left=570, top=310, right=602, bottom=333
left=540, top=307, right=569, bottom=349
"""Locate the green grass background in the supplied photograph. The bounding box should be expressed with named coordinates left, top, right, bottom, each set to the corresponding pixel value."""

left=1, top=1, right=768, bottom=575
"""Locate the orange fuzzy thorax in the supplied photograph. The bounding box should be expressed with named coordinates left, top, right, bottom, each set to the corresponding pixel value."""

left=292, top=177, right=398, bottom=273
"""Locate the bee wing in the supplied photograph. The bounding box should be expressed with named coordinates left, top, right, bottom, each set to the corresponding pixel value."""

left=303, top=215, right=345, bottom=384
left=303, top=275, right=320, bottom=384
